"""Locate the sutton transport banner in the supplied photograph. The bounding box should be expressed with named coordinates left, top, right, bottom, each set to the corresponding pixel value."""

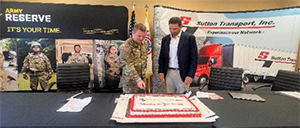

left=153, top=5, right=300, bottom=52
left=0, top=1, right=128, bottom=40
left=152, top=5, right=300, bottom=93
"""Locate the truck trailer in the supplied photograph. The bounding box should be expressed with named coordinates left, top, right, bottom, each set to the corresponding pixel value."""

left=194, top=43, right=297, bottom=88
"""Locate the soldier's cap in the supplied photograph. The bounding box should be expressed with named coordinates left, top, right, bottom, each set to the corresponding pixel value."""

left=31, top=42, right=42, bottom=49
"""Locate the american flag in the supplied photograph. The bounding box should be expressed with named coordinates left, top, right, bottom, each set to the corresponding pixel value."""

left=128, top=10, right=136, bottom=37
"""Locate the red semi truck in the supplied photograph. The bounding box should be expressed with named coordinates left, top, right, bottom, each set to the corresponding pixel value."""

left=194, top=43, right=297, bottom=88
left=194, top=44, right=222, bottom=88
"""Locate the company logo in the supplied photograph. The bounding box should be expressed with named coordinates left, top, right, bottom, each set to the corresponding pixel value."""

left=255, top=51, right=296, bottom=68
left=257, top=51, right=269, bottom=59
left=180, top=16, right=191, bottom=25
left=180, top=16, right=199, bottom=34
left=82, top=28, right=119, bottom=35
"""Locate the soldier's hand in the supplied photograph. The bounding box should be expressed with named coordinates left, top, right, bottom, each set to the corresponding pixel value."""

left=137, top=80, right=146, bottom=89
left=23, top=73, right=28, bottom=80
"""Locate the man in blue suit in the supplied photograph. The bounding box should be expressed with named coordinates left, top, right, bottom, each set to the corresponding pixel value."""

left=158, top=17, right=198, bottom=93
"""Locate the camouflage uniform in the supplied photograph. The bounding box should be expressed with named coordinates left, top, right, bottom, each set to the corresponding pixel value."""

left=104, top=53, right=121, bottom=88
left=119, top=38, right=148, bottom=93
left=66, top=53, right=88, bottom=63
left=21, top=52, right=53, bottom=90
left=0, top=52, right=4, bottom=70
left=0, top=52, right=6, bottom=91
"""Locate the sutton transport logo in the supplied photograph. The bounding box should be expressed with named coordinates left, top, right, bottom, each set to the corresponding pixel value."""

left=255, top=51, right=296, bottom=68
left=180, top=16, right=192, bottom=25
left=180, top=16, right=199, bottom=34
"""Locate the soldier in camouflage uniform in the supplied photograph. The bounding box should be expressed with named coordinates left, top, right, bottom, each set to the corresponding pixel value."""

left=66, top=44, right=93, bottom=89
left=119, top=23, right=148, bottom=93
left=21, top=42, right=53, bottom=91
left=66, top=44, right=88, bottom=63
left=104, top=45, right=121, bottom=88
left=0, top=52, right=6, bottom=91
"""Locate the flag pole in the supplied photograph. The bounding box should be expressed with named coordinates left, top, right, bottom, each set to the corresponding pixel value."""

left=132, top=1, right=135, bottom=10
left=145, top=4, right=148, bottom=11
left=144, top=4, right=152, bottom=93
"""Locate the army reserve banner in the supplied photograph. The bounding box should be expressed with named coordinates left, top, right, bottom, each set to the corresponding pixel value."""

left=0, top=1, right=128, bottom=91
left=0, top=1, right=128, bottom=40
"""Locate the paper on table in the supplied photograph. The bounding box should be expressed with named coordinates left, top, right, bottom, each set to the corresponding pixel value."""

left=185, top=91, right=192, bottom=98
left=57, top=97, right=92, bottom=112
left=196, top=91, right=224, bottom=100
left=196, top=91, right=210, bottom=98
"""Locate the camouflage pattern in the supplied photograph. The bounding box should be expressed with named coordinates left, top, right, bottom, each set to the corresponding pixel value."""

left=119, top=38, right=148, bottom=93
left=29, top=72, right=49, bottom=90
left=0, top=70, right=5, bottom=91
left=0, top=52, right=6, bottom=91
left=21, top=52, right=53, bottom=91
left=0, top=52, right=4, bottom=69
left=66, top=53, right=88, bottom=63
left=105, top=54, right=121, bottom=77
left=104, top=53, right=121, bottom=88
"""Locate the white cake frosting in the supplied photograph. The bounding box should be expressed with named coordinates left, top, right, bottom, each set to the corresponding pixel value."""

left=133, top=95, right=196, bottom=110
left=129, top=94, right=201, bottom=118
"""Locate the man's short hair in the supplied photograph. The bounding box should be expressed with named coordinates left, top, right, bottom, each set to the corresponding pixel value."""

left=133, top=23, right=146, bottom=32
left=74, top=44, right=81, bottom=49
left=168, top=17, right=182, bottom=26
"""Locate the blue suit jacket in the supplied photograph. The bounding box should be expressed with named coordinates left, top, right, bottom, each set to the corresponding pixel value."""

left=158, top=31, right=198, bottom=81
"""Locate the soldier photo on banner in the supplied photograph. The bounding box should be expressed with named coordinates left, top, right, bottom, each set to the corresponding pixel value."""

left=104, top=45, right=121, bottom=89
left=66, top=44, right=89, bottom=64
left=94, top=40, right=123, bottom=91
left=17, top=38, right=56, bottom=91
left=55, top=39, right=94, bottom=89
left=0, top=50, right=6, bottom=91
left=0, top=39, right=18, bottom=91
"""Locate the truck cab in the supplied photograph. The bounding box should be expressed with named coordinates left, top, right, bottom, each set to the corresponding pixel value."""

left=195, top=44, right=222, bottom=88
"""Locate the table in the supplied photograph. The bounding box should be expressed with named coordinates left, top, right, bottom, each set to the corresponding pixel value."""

left=200, top=91, right=300, bottom=128
left=0, top=92, right=212, bottom=128
left=0, top=91, right=299, bottom=128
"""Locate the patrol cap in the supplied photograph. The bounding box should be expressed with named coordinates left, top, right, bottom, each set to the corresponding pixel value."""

left=31, top=42, right=42, bottom=49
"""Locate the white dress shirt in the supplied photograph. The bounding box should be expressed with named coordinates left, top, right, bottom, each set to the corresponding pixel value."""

left=169, top=31, right=182, bottom=68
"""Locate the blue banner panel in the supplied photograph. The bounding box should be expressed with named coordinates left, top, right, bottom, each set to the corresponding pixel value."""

left=0, top=2, right=128, bottom=40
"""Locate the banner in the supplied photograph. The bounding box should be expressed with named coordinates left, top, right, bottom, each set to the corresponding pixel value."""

left=152, top=5, right=300, bottom=93
left=0, top=2, right=128, bottom=91
left=1, top=2, right=128, bottom=40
